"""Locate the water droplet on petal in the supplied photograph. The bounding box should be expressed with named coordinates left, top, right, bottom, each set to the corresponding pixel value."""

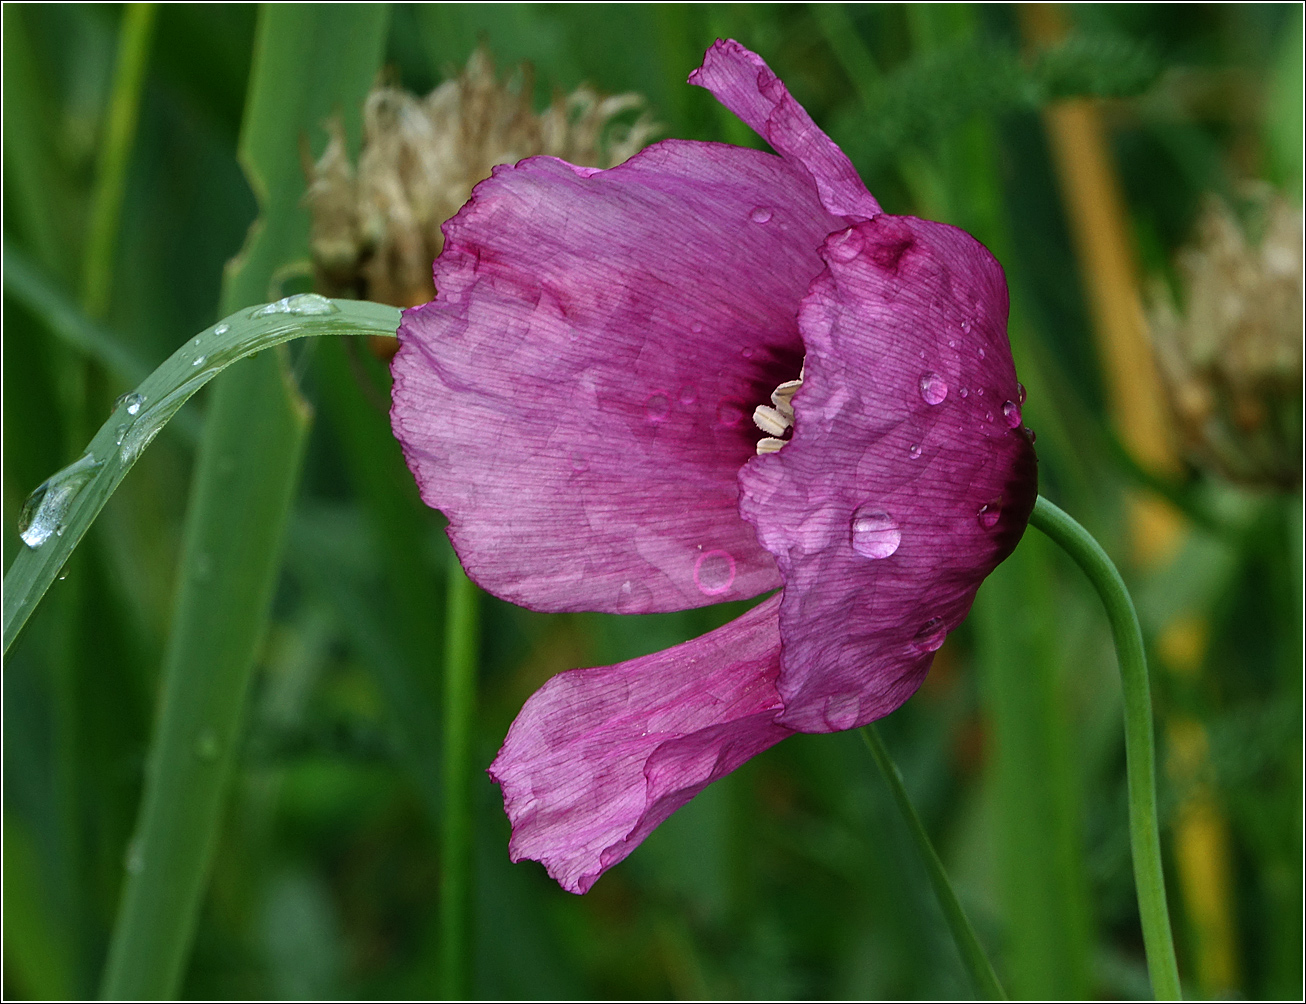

left=1028, top=429, right=1037, bottom=443
left=570, top=453, right=590, bottom=473
left=741, top=346, right=755, bottom=359
left=977, top=498, right=1002, bottom=529
left=644, top=393, right=671, bottom=423
left=912, top=617, right=947, bottom=652
left=984, top=410, right=993, bottom=423
left=251, top=292, right=338, bottom=318
left=850, top=507, right=901, bottom=559
left=18, top=453, right=101, bottom=548
left=1002, top=400, right=1021, bottom=427
left=975, top=386, right=984, bottom=397
left=1017, top=382, right=1027, bottom=404
left=908, top=443, right=922, bottom=459
left=959, top=387, right=969, bottom=398
left=978, top=347, right=985, bottom=360
left=961, top=319, right=972, bottom=333
left=716, top=400, right=745, bottom=427
left=919, top=372, right=948, bottom=405
left=616, top=579, right=653, bottom=613
left=749, top=206, right=773, bottom=224
left=822, top=692, right=861, bottom=730
left=691, top=321, right=704, bottom=334
left=948, top=338, right=957, bottom=348
left=213, top=322, right=229, bottom=336
left=693, top=549, right=736, bottom=595
left=678, top=384, right=698, bottom=405
left=827, top=227, right=863, bottom=262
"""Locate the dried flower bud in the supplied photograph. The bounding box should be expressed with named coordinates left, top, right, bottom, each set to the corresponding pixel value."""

left=305, top=48, right=658, bottom=310
left=1148, top=191, right=1303, bottom=488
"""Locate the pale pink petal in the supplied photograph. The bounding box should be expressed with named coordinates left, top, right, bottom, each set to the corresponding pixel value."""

left=488, top=595, right=792, bottom=893
left=739, top=216, right=1038, bottom=733
left=392, top=142, right=847, bottom=613
left=688, top=39, right=881, bottom=221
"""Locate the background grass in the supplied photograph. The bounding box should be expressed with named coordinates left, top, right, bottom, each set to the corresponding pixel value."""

left=4, top=3, right=1301, bottom=999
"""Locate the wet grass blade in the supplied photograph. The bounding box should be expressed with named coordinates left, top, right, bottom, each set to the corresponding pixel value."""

left=98, top=349, right=312, bottom=999
left=2, top=298, right=401, bottom=658
left=97, top=4, right=391, bottom=996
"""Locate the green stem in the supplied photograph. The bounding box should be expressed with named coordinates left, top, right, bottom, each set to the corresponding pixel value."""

left=83, top=3, right=156, bottom=320
left=440, top=562, right=479, bottom=998
left=1029, top=495, right=1182, bottom=1000
left=860, top=725, right=1007, bottom=1000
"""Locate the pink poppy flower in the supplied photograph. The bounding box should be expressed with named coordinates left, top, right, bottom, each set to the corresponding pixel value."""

left=391, top=40, right=1037, bottom=894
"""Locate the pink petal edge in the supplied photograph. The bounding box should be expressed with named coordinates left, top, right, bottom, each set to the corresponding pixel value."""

left=688, top=38, right=882, bottom=221
left=488, top=595, right=792, bottom=893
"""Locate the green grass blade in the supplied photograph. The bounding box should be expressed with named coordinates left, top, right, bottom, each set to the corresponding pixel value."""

left=440, top=565, right=479, bottom=998
left=4, top=241, right=152, bottom=389
left=96, top=6, right=390, bottom=995
left=860, top=725, right=1007, bottom=1000
left=2, top=298, right=401, bottom=658
left=974, top=535, right=1093, bottom=998
left=98, top=347, right=313, bottom=999
left=82, top=3, right=157, bottom=319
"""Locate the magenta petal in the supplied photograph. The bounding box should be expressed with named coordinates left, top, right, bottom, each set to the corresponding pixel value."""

left=689, top=39, right=881, bottom=222
left=393, top=141, right=848, bottom=613
left=739, top=216, right=1038, bottom=733
left=488, top=595, right=792, bottom=894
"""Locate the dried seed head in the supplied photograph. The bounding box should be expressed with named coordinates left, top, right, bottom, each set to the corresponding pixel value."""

left=306, top=47, right=659, bottom=309
left=1147, top=190, right=1303, bottom=487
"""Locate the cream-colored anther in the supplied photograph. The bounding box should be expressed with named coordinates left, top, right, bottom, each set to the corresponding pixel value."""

left=771, top=379, right=802, bottom=421
left=753, top=363, right=806, bottom=456
left=753, top=404, right=790, bottom=437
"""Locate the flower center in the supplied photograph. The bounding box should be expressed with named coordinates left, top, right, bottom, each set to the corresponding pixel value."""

left=752, top=362, right=804, bottom=455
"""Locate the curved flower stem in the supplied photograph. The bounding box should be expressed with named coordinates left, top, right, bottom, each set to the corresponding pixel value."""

left=440, top=563, right=479, bottom=998
left=860, top=725, right=1007, bottom=1000
left=1029, top=495, right=1182, bottom=1000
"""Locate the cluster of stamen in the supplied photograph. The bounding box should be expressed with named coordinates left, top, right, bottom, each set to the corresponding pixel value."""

left=753, top=364, right=804, bottom=454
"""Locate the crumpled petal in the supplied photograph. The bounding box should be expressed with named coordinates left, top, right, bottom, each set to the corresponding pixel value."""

left=393, top=142, right=848, bottom=613
left=739, top=216, right=1038, bottom=733
left=488, top=595, right=792, bottom=893
left=688, top=39, right=881, bottom=222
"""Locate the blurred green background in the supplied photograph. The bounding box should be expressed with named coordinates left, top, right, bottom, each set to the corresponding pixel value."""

left=3, top=3, right=1301, bottom=999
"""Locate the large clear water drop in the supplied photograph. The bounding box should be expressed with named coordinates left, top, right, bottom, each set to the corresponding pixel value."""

left=251, top=293, right=338, bottom=318
left=919, top=372, right=948, bottom=405
left=850, top=507, right=901, bottom=559
left=18, top=452, right=102, bottom=548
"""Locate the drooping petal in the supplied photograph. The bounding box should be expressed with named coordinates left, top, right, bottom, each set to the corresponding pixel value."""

left=739, top=216, right=1038, bottom=733
left=689, top=39, right=881, bottom=222
left=393, top=141, right=847, bottom=613
left=488, top=595, right=792, bottom=894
